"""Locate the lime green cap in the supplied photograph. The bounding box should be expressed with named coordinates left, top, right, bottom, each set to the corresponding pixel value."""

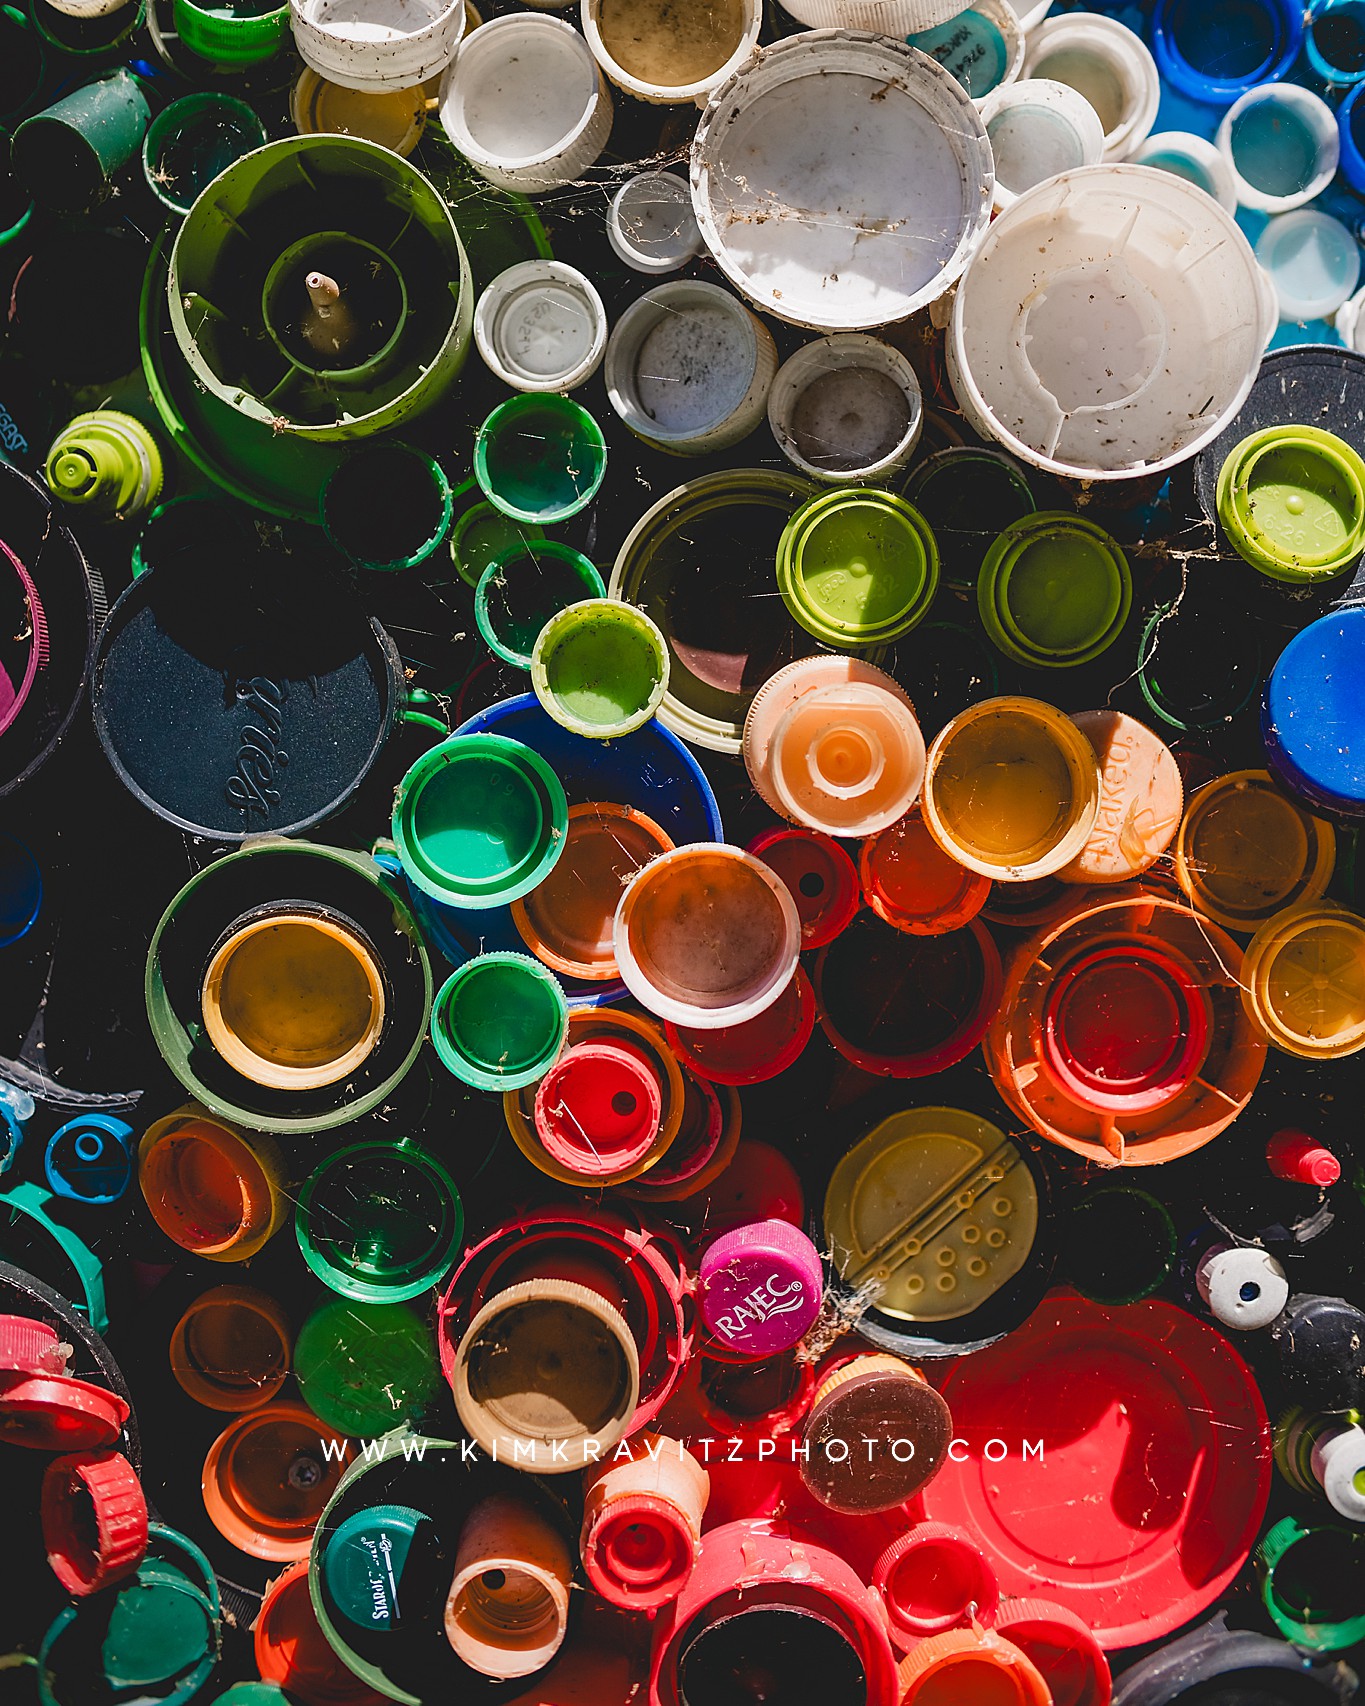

left=475, top=541, right=605, bottom=668
left=44, top=411, right=164, bottom=520
left=432, top=952, right=568, bottom=1093
left=1217, top=424, right=1365, bottom=583
left=296, top=1137, right=464, bottom=1303
left=450, top=500, right=545, bottom=591
left=172, top=0, right=290, bottom=66
left=295, top=1297, right=439, bottom=1436
left=530, top=598, right=669, bottom=739
left=474, top=394, right=607, bottom=525
left=776, top=488, right=939, bottom=647
left=978, top=512, right=1131, bottom=668
left=322, top=1505, right=444, bottom=1634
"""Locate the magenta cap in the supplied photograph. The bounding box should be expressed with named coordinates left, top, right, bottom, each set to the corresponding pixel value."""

left=699, top=1218, right=823, bottom=1358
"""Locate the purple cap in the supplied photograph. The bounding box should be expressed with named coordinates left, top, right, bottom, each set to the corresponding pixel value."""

left=699, top=1218, right=823, bottom=1358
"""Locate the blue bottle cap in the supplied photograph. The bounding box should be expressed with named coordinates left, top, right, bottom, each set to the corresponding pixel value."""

left=1151, top=0, right=1302, bottom=104
left=1264, top=609, right=1365, bottom=818
left=45, top=1116, right=134, bottom=1204
left=322, top=1505, right=443, bottom=1633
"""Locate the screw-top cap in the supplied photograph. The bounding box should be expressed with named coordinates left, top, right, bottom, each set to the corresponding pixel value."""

left=432, top=953, right=568, bottom=1093
left=1174, top=770, right=1336, bottom=934
left=474, top=394, right=607, bottom=525
left=699, top=1219, right=823, bottom=1358
left=978, top=514, right=1131, bottom=669
left=255, top=1558, right=382, bottom=1704
left=989, top=1599, right=1111, bottom=1706
left=444, top=1493, right=573, bottom=1679
left=42, top=1449, right=147, bottom=1595
left=776, top=489, right=940, bottom=648
left=533, top=1041, right=664, bottom=1178
left=1057, top=711, right=1182, bottom=887
left=0, top=1314, right=68, bottom=1376
left=138, top=1107, right=285, bottom=1262
left=747, top=827, right=860, bottom=950
left=322, top=1505, right=445, bottom=1634
left=1195, top=1243, right=1289, bottom=1331
left=581, top=1434, right=708, bottom=1611
left=859, top=807, right=991, bottom=937
left=898, top=1623, right=1053, bottom=1706
left=1264, top=610, right=1365, bottom=818
left=1257, top=1516, right=1365, bottom=1652
left=1266, top=1127, right=1341, bottom=1186
left=169, top=1286, right=291, bottom=1412
left=531, top=599, right=670, bottom=740
left=1218, top=425, right=1365, bottom=582
left=0, top=1367, right=129, bottom=1450
left=1271, top=1294, right=1365, bottom=1412
left=475, top=543, right=605, bottom=670
left=43, top=411, right=163, bottom=519
left=873, top=1522, right=999, bottom=1645
left=294, top=1298, right=438, bottom=1437
left=800, top=1353, right=953, bottom=1513
left=667, top=964, right=816, bottom=1089
left=202, top=1401, right=345, bottom=1561
left=44, top=1116, right=133, bottom=1204
left=1241, top=903, right=1365, bottom=1060
left=97, top=1526, right=219, bottom=1693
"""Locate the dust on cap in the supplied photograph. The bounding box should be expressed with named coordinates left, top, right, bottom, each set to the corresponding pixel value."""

left=1217, top=424, right=1365, bottom=582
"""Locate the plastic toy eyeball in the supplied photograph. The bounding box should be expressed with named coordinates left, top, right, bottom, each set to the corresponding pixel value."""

left=1196, top=1243, right=1289, bottom=1331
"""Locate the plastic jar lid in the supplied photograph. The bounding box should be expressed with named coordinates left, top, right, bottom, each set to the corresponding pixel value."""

left=1023, top=13, right=1160, bottom=160
left=1218, top=425, right=1365, bottom=582
left=169, top=1285, right=291, bottom=1411
left=667, top=964, right=816, bottom=1088
left=474, top=394, right=607, bottom=525
left=256, top=1558, right=383, bottom=1703
left=296, top=1138, right=463, bottom=1302
left=1129, top=131, right=1237, bottom=212
left=978, top=513, right=1130, bottom=668
left=990, top=1599, right=1110, bottom=1706
left=41, top=1450, right=147, bottom=1596
left=746, top=827, right=859, bottom=950
left=1174, top=770, right=1336, bottom=932
left=873, top=1523, right=1000, bottom=1645
left=979, top=79, right=1106, bottom=211
left=1217, top=85, right=1339, bottom=213
left=449, top=501, right=545, bottom=590
left=860, top=807, right=992, bottom=935
left=776, top=489, right=939, bottom=647
left=432, top=953, right=567, bottom=1092
left=294, top=1298, right=438, bottom=1437
left=1151, top=0, right=1301, bottom=102
left=322, top=1505, right=443, bottom=1634
left=1257, top=1517, right=1365, bottom=1652
left=697, top=1218, right=823, bottom=1357
left=1256, top=212, right=1360, bottom=326
left=614, top=843, right=802, bottom=1031
left=202, top=1402, right=344, bottom=1560
left=291, top=69, right=426, bottom=156
left=531, top=598, right=670, bottom=739
left=607, top=172, right=701, bottom=274
left=512, top=802, right=675, bottom=981
left=899, top=1625, right=1053, bottom=1705
left=824, top=1108, right=1039, bottom=1324
left=392, top=732, right=568, bottom=909
left=1265, top=609, right=1365, bottom=816
left=1057, top=710, right=1183, bottom=887
left=137, top=1109, right=284, bottom=1262
left=532, top=1041, right=663, bottom=1176
left=802, top=1353, right=953, bottom=1512
left=474, top=260, right=607, bottom=393
left=909, top=0, right=1024, bottom=100
left=923, top=696, right=1101, bottom=881
left=1241, top=903, right=1365, bottom=1060
left=475, top=543, right=604, bottom=670
left=452, top=1279, right=640, bottom=1471
left=1061, top=1186, right=1176, bottom=1306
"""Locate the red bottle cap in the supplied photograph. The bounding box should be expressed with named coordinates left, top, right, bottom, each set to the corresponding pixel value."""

left=859, top=808, right=991, bottom=936
left=533, top=1041, right=664, bottom=1177
left=42, top=1450, right=148, bottom=1595
left=256, top=1560, right=387, bottom=1706
left=990, top=1598, right=1112, bottom=1706
left=872, top=1521, right=998, bottom=1647
left=1266, top=1127, right=1341, bottom=1187
left=583, top=1491, right=698, bottom=1610
left=0, top=1370, right=129, bottom=1450
left=747, top=827, right=860, bottom=949
left=699, top=1219, right=823, bottom=1358
left=672, top=1139, right=805, bottom=1237
left=0, top=1315, right=68, bottom=1375
left=667, top=967, right=816, bottom=1088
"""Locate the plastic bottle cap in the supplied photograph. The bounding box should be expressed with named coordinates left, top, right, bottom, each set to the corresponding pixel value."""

left=1265, top=610, right=1365, bottom=817
left=322, top=1505, right=442, bottom=1633
left=444, top=1492, right=573, bottom=1679
left=607, top=172, right=702, bottom=274
left=0, top=1369, right=129, bottom=1450
left=1256, top=211, right=1360, bottom=325
left=42, top=1449, right=147, bottom=1595
left=449, top=502, right=545, bottom=592
left=979, top=79, right=1107, bottom=209
left=859, top=807, right=992, bottom=935
left=1061, top=1187, right=1176, bottom=1306
left=533, top=1042, right=664, bottom=1176
left=1151, top=0, right=1301, bottom=103
left=899, top=1625, right=1054, bottom=1706
left=801, top=1354, right=953, bottom=1513
left=169, top=1285, right=291, bottom=1412
left=978, top=514, right=1131, bottom=667
left=203, top=1402, right=345, bottom=1561
left=256, top=1558, right=383, bottom=1704
left=475, top=260, right=607, bottom=393
left=1130, top=130, right=1237, bottom=211
left=989, top=1598, right=1111, bottom=1706
left=1266, top=1128, right=1341, bottom=1187
left=1195, top=1243, right=1289, bottom=1331
left=1257, top=1517, right=1365, bottom=1652
left=873, top=1523, right=999, bottom=1645
left=1057, top=711, right=1182, bottom=886
left=677, top=1602, right=875, bottom=1706
left=292, top=70, right=426, bottom=157
left=432, top=953, right=568, bottom=1092
left=1216, top=84, right=1339, bottom=213
left=475, top=543, right=605, bottom=670
left=474, top=394, right=607, bottom=525
left=0, top=1315, right=67, bottom=1376
left=1174, top=771, right=1336, bottom=932
left=1218, top=426, right=1365, bottom=582
left=666, top=964, right=816, bottom=1088
left=776, top=490, right=940, bottom=647
left=1313, top=1424, right=1365, bottom=1523
left=138, top=1109, right=283, bottom=1261
left=823, top=1109, right=1039, bottom=1324
left=581, top=1434, right=708, bottom=1611
left=747, top=827, right=860, bottom=950
left=1242, top=904, right=1365, bottom=1060
left=97, top=1532, right=220, bottom=1693
left=1271, top=1294, right=1365, bottom=1412
left=294, top=1298, right=438, bottom=1438
left=698, top=1220, right=823, bottom=1358
left=531, top=599, right=669, bottom=740
left=44, top=1116, right=133, bottom=1204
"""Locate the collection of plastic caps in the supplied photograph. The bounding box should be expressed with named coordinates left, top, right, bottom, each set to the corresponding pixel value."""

left=6, top=0, right=1365, bottom=1699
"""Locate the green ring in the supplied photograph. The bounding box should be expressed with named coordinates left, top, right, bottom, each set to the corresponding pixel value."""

left=475, top=540, right=604, bottom=668
left=474, top=394, right=607, bottom=525
left=431, top=952, right=568, bottom=1093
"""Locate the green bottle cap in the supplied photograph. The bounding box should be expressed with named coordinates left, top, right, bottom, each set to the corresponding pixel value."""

left=530, top=598, right=670, bottom=739
left=321, top=441, right=453, bottom=572
left=172, top=0, right=291, bottom=66
left=44, top=411, right=164, bottom=520
left=978, top=512, right=1131, bottom=668
left=391, top=732, right=568, bottom=909
left=776, top=488, right=940, bottom=647
left=296, top=1138, right=464, bottom=1303
left=449, top=500, right=545, bottom=591
left=322, top=1505, right=444, bottom=1634
left=1216, top=424, right=1365, bottom=583
left=12, top=70, right=150, bottom=213
left=431, top=952, right=568, bottom=1092
left=295, top=1297, right=439, bottom=1437
left=476, top=541, right=605, bottom=668
left=215, top=1686, right=289, bottom=1706
left=474, top=394, right=607, bottom=525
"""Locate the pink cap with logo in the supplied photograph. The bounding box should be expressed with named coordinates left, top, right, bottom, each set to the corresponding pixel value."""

left=699, top=1218, right=823, bottom=1358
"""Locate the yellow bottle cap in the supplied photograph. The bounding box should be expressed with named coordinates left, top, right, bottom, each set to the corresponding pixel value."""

left=1175, top=770, right=1335, bottom=933
left=1241, top=903, right=1365, bottom=1060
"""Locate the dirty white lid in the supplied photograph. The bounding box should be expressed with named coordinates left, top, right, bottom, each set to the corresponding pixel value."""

left=979, top=77, right=1105, bottom=210
left=1337, top=283, right=1365, bottom=353
left=474, top=259, right=607, bottom=392
left=1216, top=84, right=1339, bottom=214
left=607, top=172, right=702, bottom=274
left=1195, top=1243, right=1288, bottom=1332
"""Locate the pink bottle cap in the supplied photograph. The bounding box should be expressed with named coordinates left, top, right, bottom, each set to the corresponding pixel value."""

left=699, top=1218, right=823, bottom=1358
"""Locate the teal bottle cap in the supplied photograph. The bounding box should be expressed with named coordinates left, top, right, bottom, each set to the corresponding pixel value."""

left=294, top=1297, right=439, bottom=1436
left=1217, top=424, right=1365, bottom=583
left=431, top=952, right=568, bottom=1092
left=475, top=541, right=605, bottom=669
left=978, top=512, right=1131, bottom=668
left=776, top=489, right=940, bottom=648
left=322, top=1505, right=443, bottom=1634
left=215, top=1687, right=290, bottom=1706
left=391, top=732, right=568, bottom=909
left=474, top=394, right=607, bottom=525
left=530, top=598, right=670, bottom=740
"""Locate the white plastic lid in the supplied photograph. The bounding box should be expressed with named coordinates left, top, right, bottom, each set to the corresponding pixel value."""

left=979, top=78, right=1105, bottom=210
left=1338, top=284, right=1365, bottom=353
left=474, top=259, right=607, bottom=392
left=1194, top=1243, right=1289, bottom=1331
left=1255, top=210, right=1361, bottom=325
left=1217, top=85, right=1340, bottom=214
left=607, top=173, right=701, bottom=275
left=1022, top=12, right=1159, bottom=161
left=1129, top=131, right=1237, bottom=213
left=1312, top=1423, right=1365, bottom=1523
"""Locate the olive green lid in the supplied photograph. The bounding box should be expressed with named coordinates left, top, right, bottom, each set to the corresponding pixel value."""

left=1217, top=424, right=1365, bottom=583
left=776, top=488, right=940, bottom=647
left=978, top=512, right=1130, bottom=668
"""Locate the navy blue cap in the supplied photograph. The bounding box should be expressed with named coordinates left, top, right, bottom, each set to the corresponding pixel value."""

left=1263, top=609, right=1365, bottom=818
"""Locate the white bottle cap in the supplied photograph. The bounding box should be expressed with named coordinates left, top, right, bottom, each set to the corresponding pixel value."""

left=474, top=260, right=607, bottom=393
left=1255, top=210, right=1361, bottom=324
left=1195, top=1243, right=1289, bottom=1331
left=1311, top=1423, right=1365, bottom=1523
left=607, top=172, right=702, bottom=275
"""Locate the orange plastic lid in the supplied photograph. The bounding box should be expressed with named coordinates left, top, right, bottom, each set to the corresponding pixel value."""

left=202, top=1401, right=347, bottom=1561
left=169, top=1285, right=291, bottom=1412
left=138, top=1108, right=281, bottom=1260
left=255, top=1560, right=388, bottom=1706
left=897, top=1624, right=1053, bottom=1706
left=859, top=806, right=991, bottom=935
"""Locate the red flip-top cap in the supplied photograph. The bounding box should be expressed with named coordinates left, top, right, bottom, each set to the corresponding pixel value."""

left=0, top=1315, right=69, bottom=1376
left=42, top=1450, right=148, bottom=1595
left=0, top=1369, right=129, bottom=1450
